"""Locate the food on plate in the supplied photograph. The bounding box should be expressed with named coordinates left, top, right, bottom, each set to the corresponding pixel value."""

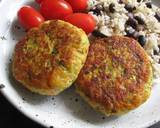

left=17, top=6, right=44, bottom=30
left=18, top=1, right=95, bottom=33
left=12, top=20, right=89, bottom=95
left=66, top=0, right=88, bottom=12
left=64, top=13, right=96, bottom=34
left=13, top=0, right=157, bottom=117
left=88, top=0, right=160, bottom=77
left=40, top=0, right=73, bottom=20
left=76, top=36, right=153, bottom=116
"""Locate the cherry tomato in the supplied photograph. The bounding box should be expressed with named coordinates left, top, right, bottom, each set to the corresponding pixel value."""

left=18, top=6, right=44, bottom=30
left=66, top=0, right=88, bottom=12
left=40, top=0, right=73, bottom=20
left=64, top=13, right=96, bottom=34
left=35, top=0, right=43, bottom=4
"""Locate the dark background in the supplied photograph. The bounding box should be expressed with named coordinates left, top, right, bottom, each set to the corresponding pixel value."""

left=0, top=93, right=159, bottom=128
left=0, top=93, right=43, bottom=128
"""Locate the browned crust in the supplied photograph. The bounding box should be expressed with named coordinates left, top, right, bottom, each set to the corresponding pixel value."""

left=76, top=36, right=152, bottom=115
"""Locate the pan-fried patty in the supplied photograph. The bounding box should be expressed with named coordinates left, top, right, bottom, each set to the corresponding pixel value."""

left=76, top=36, right=153, bottom=116
left=12, top=20, right=89, bottom=95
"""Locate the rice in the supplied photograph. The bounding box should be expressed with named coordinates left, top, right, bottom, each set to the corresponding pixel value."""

left=88, top=0, right=160, bottom=78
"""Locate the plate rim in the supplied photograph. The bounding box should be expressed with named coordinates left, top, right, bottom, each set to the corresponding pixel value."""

left=0, top=0, right=160, bottom=128
left=1, top=86, right=160, bottom=128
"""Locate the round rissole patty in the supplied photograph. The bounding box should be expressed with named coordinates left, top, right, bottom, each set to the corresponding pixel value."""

left=76, top=36, right=153, bottom=116
left=12, top=20, right=89, bottom=95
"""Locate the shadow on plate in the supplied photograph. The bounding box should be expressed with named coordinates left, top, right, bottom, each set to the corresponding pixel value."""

left=24, top=0, right=40, bottom=10
left=58, top=85, right=118, bottom=124
left=10, top=19, right=26, bottom=41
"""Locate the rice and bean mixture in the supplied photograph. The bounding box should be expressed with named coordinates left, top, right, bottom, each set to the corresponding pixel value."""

left=87, top=0, right=160, bottom=78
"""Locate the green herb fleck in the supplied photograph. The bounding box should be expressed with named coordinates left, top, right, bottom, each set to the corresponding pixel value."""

left=52, top=48, right=58, bottom=55
left=58, top=60, right=65, bottom=67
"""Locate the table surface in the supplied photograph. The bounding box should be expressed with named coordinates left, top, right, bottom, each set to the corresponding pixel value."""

left=0, top=93, right=159, bottom=128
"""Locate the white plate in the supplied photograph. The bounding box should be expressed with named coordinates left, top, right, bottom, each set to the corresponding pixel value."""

left=0, top=0, right=160, bottom=128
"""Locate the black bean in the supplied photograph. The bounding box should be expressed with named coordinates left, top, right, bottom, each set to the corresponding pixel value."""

left=155, top=12, right=160, bottom=22
left=134, top=16, right=145, bottom=25
left=109, top=3, right=115, bottom=13
left=90, top=8, right=101, bottom=16
left=126, top=18, right=138, bottom=29
left=92, top=30, right=107, bottom=38
left=125, top=28, right=135, bottom=37
left=153, top=50, right=159, bottom=55
left=125, top=4, right=136, bottom=12
left=119, top=0, right=124, bottom=4
left=158, top=45, right=160, bottom=49
left=146, top=2, right=152, bottom=8
left=90, top=4, right=104, bottom=16
left=96, top=4, right=104, bottom=11
left=125, top=28, right=140, bottom=39
left=137, top=0, right=141, bottom=2
left=138, top=35, right=146, bottom=47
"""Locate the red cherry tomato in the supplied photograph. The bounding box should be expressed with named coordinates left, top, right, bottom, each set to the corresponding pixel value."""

left=18, top=6, right=44, bottom=30
left=66, top=0, right=88, bottom=12
left=35, top=0, right=43, bottom=4
left=64, top=13, right=96, bottom=34
left=40, top=0, right=73, bottom=20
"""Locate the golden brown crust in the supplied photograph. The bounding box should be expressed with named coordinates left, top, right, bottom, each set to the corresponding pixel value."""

left=12, top=20, right=89, bottom=95
left=76, top=36, right=153, bottom=115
